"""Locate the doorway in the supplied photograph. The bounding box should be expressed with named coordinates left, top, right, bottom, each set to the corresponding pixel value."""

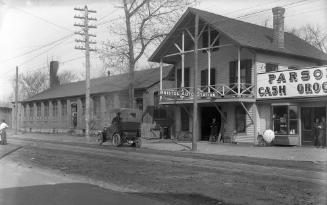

left=71, top=103, right=77, bottom=128
left=301, top=107, right=326, bottom=146
left=201, top=106, right=220, bottom=141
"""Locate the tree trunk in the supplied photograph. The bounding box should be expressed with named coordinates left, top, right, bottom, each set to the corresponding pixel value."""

left=123, top=0, right=136, bottom=108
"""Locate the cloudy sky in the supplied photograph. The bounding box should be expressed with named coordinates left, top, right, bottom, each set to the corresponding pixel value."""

left=0, top=0, right=326, bottom=101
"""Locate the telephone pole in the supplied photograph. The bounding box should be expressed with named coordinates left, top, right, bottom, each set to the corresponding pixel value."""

left=74, top=5, right=97, bottom=140
left=14, top=66, right=18, bottom=135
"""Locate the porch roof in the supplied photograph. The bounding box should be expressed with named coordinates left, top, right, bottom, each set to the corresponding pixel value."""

left=149, top=7, right=327, bottom=64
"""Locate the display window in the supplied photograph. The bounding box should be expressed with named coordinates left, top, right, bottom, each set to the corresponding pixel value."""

left=272, top=105, right=298, bottom=135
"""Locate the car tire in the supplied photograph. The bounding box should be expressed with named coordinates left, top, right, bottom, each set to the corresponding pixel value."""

left=112, top=133, right=121, bottom=147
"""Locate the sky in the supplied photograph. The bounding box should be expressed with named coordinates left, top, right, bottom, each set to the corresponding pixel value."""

left=0, top=0, right=326, bottom=101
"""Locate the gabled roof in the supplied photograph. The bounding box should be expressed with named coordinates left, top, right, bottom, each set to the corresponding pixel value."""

left=23, top=66, right=172, bottom=102
left=149, top=7, right=327, bottom=63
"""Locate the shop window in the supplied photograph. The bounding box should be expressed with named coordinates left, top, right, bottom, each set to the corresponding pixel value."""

left=23, top=104, right=27, bottom=117
left=229, top=59, right=252, bottom=85
left=235, top=106, right=246, bottom=133
left=201, top=68, right=216, bottom=87
left=52, top=101, right=58, bottom=118
left=36, top=103, right=41, bottom=117
left=202, top=29, right=220, bottom=51
left=266, top=63, right=278, bottom=72
left=61, top=100, right=67, bottom=117
left=181, top=107, right=189, bottom=131
left=177, top=68, right=190, bottom=88
left=273, top=105, right=298, bottom=135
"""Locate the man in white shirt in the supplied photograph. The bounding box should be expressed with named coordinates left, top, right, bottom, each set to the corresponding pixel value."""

left=0, top=119, right=9, bottom=145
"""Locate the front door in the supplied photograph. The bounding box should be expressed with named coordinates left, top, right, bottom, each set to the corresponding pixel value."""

left=301, top=107, right=326, bottom=146
left=201, top=106, right=220, bottom=141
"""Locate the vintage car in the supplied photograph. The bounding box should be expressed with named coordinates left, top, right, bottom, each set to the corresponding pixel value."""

left=98, top=108, right=142, bottom=148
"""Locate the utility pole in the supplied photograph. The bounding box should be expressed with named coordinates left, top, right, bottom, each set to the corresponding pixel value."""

left=14, top=66, right=18, bottom=135
left=74, top=5, right=97, bottom=140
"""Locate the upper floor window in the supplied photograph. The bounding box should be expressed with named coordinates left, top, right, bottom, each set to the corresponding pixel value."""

left=266, top=63, right=278, bottom=72
left=201, top=68, right=216, bottom=87
left=177, top=67, right=190, bottom=88
left=229, top=59, right=252, bottom=85
left=202, top=29, right=220, bottom=51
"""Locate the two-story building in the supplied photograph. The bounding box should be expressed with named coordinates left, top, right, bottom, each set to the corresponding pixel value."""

left=149, top=7, right=327, bottom=146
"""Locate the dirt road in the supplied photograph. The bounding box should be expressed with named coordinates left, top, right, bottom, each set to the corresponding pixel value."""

left=4, top=137, right=327, bottom=205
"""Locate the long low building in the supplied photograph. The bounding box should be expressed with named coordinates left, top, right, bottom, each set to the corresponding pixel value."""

left=19, top=61, right=174, bottom=137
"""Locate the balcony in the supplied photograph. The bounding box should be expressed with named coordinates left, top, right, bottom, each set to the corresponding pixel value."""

left=159, top=83, right=256, bottom=103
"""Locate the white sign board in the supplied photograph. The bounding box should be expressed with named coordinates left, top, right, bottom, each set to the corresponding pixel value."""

left=257, top=66, right=327, bottom=99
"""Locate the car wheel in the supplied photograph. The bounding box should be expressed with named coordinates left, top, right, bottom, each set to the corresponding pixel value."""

left=112, top=133, right=121, bottom=147
left=135, top=138, right=142, bottom=148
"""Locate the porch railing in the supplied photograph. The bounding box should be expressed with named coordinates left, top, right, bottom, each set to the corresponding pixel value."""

left=160, top=83, right=255, bottom=102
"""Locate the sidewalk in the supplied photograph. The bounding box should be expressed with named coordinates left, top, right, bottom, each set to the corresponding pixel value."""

left=6, top=130, right=327, bottom=162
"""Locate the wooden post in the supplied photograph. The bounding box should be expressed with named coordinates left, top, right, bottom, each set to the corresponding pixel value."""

left=160, top=58, right=163, bottom=101
left=237, top=47, right=241, bottom=96
left=181, top=31, right=185, bottom=88
left=207, top=26, right=211, bottom=93
left=192, top=14, right=199, bottom=151
left=15, top=66, right=18, bottom=134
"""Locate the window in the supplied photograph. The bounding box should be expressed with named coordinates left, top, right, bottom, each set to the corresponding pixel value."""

left=153, top=92, right=167, bottom=119
left=105, top=95, right=114, bottom=111
left=52, top=101, right=58, bottom=118
left=177, top=67, right=190, bottom=88
left=61, top=100, right=67, bottom=117
left=164, top=67, right=175, bottom=81
left=235, top=106, right=246, bottom=133
left=81, top=98, right=85, bottom=115
left=202, top=28, right=220, bottom=51
left=229, top=59, right=252, bottom=85
left=181, top=107, right=189, bottom=131
left=273, top=105, right=298, bottom=135
left=44, top=102, right=49, bottom=117
left=29, top=103, right=34, bottom=118
left=93, top=96, right=100, bottom=116
left=36, top=103, right=41, bottom=117
left=23, top=104, right=27, bottom=117
left=266, top=63, right=278, bottom=72
left=201, top=68, right=216, bottom=87
left=136, top=98, right=143, bottom=111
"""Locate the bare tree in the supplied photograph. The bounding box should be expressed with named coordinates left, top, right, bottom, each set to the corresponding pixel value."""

left=99, top=0, right=196, bottom=108
left=290, top=24, right=327, bottom=53
left=15, top=68, right=81, bottom=100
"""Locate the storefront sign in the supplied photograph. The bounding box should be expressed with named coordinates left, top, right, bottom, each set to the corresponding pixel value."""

left=257, top=66, right=327, bottom=99
left=160, top=88, right=219, bottom=99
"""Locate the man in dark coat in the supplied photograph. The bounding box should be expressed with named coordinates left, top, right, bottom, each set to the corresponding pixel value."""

left=209, top=118, right=219, bottom=143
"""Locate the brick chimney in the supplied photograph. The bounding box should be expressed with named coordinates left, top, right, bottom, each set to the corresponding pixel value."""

left=49, top=61, right=60, bottom=88
left=272, top=7, right=285, bottom=49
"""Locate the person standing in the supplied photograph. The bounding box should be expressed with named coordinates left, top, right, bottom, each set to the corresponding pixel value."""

left=318, top=117, right=326, bottom=147
left=209, top=118, right=218, bottom=143
left=0, top=119, right=9, bottom=145
left=313, top=117, right=320, bottom=147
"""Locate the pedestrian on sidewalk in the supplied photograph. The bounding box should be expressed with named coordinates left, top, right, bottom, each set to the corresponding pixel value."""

left=0, top=119, right=9, bottom=145
left=313, top=117, right=320, bottom=147
left=317, top=117, right=326, bottom=147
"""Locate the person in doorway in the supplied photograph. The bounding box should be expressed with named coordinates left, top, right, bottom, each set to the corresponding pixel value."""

left=72, top=112, right=77, bottom=128
left=318, top=117, right=326, bottom=147
left=209, top=118, right=218, bottom=143
left=313, top=117, right=320, bottom=147
left=0, top=119, right=9, bottom=145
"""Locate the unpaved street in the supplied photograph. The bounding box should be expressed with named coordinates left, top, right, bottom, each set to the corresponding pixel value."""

left=3, top=137, right=327, bottom=205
